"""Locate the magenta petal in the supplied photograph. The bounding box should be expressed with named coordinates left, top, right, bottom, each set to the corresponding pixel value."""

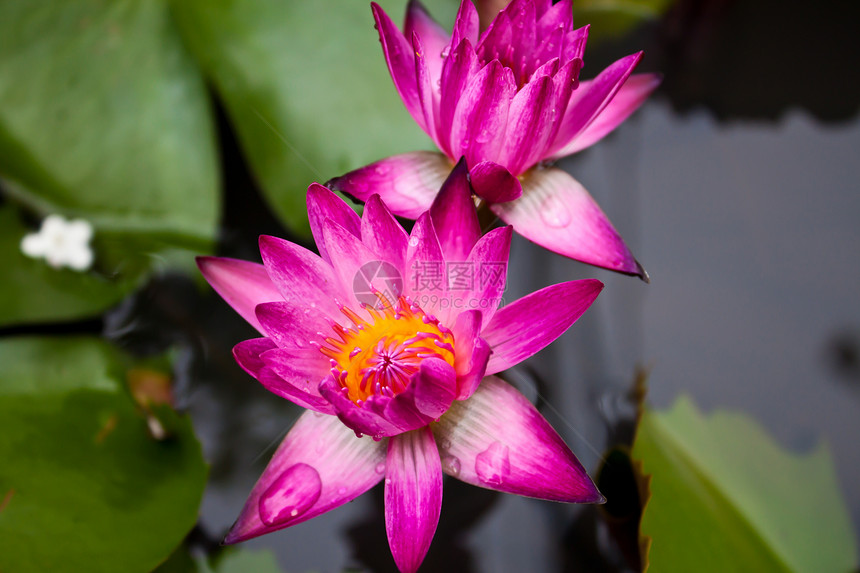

left=499, top=74, right=557, bottom=174
left=328, top=152, right=451, bottom=220
left=451, top=310, right=490, bottom=400
left=371, top=2, right=425, bottom=132
left=255, top=301, right=329, bottom=350
left=429, top=157, right=481, bottom=262
left=550, top=51, right=643, bottom=157
left=233, top=337, right=278, bottom=378
left=438, top=39, right=479, bottom=156
left=385, top=427, right=443, bottom=573
left=450, top=60, right=516, bottom=165
left=319, top=375, right=406, bottom=438
left=482, top=278, right=603, bottom=374
left=491, top=167, right=645, bottom=276
left=462, top=226, right=512, bottom=328
left=450, top=0, right=479, bottom=48
left=537, top=0, right=573, bottom=39
left=257, top=367, right=336, bottom=414
left=322, top=219, right=384, bottom=307
left=361, top=194, right=409, bottom=270
left=554, top=73, right=661, bottom=156
left=197, top=257, right=282, bottom=335
left=433, top=376, right=603, bottom=503
left=469, top=161, right=523, bottom=203
left=413, top=32, right=440, bottom=146
left=258, top=235, right=343, bottom=316
left=403, top=212, right=446, bottom=315
left=225, top=410, right=387, bottom=543
left=405, top=0, right=448, bottom=95
left=307, top=183, right=361, bottom=265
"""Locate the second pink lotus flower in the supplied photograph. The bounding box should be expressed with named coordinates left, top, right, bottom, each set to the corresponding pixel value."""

left=331, top=0, right=659, bottom=278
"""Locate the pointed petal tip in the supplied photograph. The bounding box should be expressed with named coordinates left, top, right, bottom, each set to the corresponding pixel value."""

left=636, top=260, right=650, bottom=283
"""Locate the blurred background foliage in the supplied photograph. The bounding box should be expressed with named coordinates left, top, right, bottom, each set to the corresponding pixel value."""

left=0, top=0, right=858, bottom=571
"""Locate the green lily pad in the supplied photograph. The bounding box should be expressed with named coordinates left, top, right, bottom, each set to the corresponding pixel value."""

left=155, top=546, right=282, bottom=573
left=0, top=206, right=138, bottom=326
left=169, top=0, right=457, bottom=235
left=0, top=337, right=208, bottom=573
left=0, top=0, right=218, bottom=243
left=574, top=0, right=674, bottom=41
left=633, top=396, right=858, bottom=572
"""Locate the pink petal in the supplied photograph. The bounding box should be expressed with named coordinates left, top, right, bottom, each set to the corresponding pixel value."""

left=433, top=376, right=603, bottom=503
left=328, top=151, right=452, bottom=220
left=224, top=410, right=387, bottom=543
left=257, top=366, right=336, bottom=414
left=233, top=337, right=278, bottom=378
left=449, top=60, right=516, bottom=166
left=197, top=257, right=282, bottom=335
left=320, top=375, right=406, bottom=439
left=450, top=0, right=479, bottom=48
left=371, top=2, right=426, bottom=132
left=462, top=226, right=512, bottom=328
left=385, top=427, right=443, bottom=573
left=368, top=358, right=458, bottom=433
left=468, top=161, right=522, bottom=203
left=498, top=73, right=557, bottom=174
left=361, top=194, right=409, bottom=271
left=307, top=183, right=361, bottom=265
left=482, top=278, right=603, bottom=374
left=413, top=32, right=441, bottom=146
left=403, top=212, right=447, bottom=317
left=429, top=157, right=481, bottom=262
left=560, top=25, right=589, bottom=63
left=322, top=219, right=383, bottom=309
left=549, top=51, right=643, bottom=158
left=490, top=167, right=645, bottom=277
left=450, top=310, right=490, bottom=400
left=438, top=39, right=479, bottom=157
left=553, top=73, right=661, bottom=156
left=255, top=347, right=335, bottom=414
left=254, top=301, right=330, bottom=350
left=405, top=0, right=448, bottom=94
left=258, top=235, right=343, bottom=317
left=537, top=0, right=573, bottom=39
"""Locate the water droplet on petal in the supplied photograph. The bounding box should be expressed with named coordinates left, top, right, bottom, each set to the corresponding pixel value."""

left=293, top=338, right=305, bottom=348
left=440, top=45, right=451, bottom=58
left=258, top=463, right=322, bottom=526
left=475, top=442, right=511, bottom=486
left=374, top=164, right=391, bottom=176
left=337, top=486, right=348, bottom=496
left=539, top=194, right=572, bottom=228
left=441, top=455, right=461, bottom=476
left=408, top=236, right=420, bottom=248
left=375, top=462, right=386, bottom=474
left=384, top=477, right=392, bottom=486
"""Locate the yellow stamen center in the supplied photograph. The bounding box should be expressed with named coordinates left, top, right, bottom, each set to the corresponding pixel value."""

left=318, top=295, right=455, bottom=404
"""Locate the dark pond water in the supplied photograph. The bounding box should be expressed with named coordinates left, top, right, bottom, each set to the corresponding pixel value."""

left=105, top=0, right=860, bottom=570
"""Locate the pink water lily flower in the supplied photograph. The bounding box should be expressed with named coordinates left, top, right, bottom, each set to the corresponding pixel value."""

left=330, top=0, right=659, bottom=278
left=198, top=165, right=603, bottom=573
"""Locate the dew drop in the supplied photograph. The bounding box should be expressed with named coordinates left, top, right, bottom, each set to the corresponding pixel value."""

left=475, top=442, right=511, bottom=486
left=293, top=338, right=306, bottom=348
left=440, top=45, right=451, bottom=58
left=408, top=236, right=420, bottom=248
left=441, top=455, right=461, bottom=476
left=539, top=194, right=572, bottom=228
left=384, top=477, right=392, bottom=486
left=338, top=486, right=348, bottom=496
left=374, top=164, right=391, bottom=176
left=258, top=463, right=321, bottom=526
left=375, top=462, right=386, bottom=474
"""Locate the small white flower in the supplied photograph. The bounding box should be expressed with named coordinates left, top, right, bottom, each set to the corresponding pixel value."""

left=20, top=214, right=94, bottom=271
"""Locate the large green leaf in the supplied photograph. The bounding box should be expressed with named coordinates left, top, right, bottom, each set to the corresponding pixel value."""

left=0, top=337, right=208, bottom=573
left=574, top=0, right=673, bottom=41
left=633, top=396, right=858, bottom=572
left=0, top=206, right=137, bottom=326
left=0, top=0, right=218, bottom=243
left=169, top=0, right=457, bottom=234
